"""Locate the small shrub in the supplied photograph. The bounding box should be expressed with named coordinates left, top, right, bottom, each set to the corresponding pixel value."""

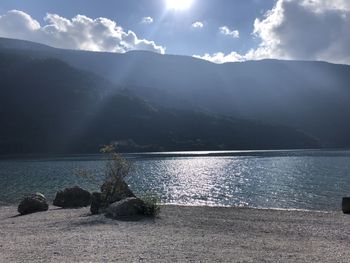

left=141, top=194, right=161, bottom=217
left=99, top=144, right=134, bottom=203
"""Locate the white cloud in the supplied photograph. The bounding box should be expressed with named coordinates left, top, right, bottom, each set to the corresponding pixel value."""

left=219, top=26, right=239, bottom=38
left=0, top=10, right=165, bottom=54
left=301, top=0, right=350, bottom=12
left=250, top=0, right=350, bottom=63
left=193, top=52, right=244, bottom=64
left=196, top=0, right=350, bottom=64
left=192, top=21, right=204, bottom=28
left=141, top=16, right=153, bottom=24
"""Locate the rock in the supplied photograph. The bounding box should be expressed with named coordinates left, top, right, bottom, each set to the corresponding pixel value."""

left=342, top=197, right=350, bottom=214
left=18, top=193, right=49, bottom=215
left=53, top=186, right=91, bottom=208
left=100, top=179, right=135, bottom=204
left=90, top=180, right=135, bottom=215
left=90, top=192, right=106, bottom=215
left=105, top=197, right=146, bottom=219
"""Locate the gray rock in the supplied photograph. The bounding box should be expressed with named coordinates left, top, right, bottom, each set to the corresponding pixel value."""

left=90, top=192, right=106, bottom=215
left=100, top=179, right=135, bottom=204
left=18, top=193, right=49, bottom=215
left=90, top=180, right=135, bottom=215
left=105, top=197, right=145, bottom=219
left=53, top=186, right=91, bottom=208
left=342, top=197, right=350, bottom=214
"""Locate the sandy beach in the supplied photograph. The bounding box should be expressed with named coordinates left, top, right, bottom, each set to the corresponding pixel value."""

left=0, top=205, right=349, bottom=262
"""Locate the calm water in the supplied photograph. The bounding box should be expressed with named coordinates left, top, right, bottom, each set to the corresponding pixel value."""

left=1, top=150, right=350, bottom=211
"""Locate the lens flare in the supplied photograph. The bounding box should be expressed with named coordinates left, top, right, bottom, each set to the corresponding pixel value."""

left=166, top=0, right=194, bottom=10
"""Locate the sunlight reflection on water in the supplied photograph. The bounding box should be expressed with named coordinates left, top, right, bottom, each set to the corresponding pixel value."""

left=1, top=150, right=350, bottom=211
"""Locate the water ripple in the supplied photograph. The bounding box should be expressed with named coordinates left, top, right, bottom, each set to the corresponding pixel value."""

left=1, top=151, right=350, bottom=211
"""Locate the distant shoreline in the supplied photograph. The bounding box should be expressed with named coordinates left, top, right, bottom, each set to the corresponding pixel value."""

left=1, top=148, right=350, bottom=160
left=1, top=205, right=349, bottom=262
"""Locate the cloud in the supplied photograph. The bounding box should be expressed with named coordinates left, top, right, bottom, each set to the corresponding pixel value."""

left=301, top=0, right=350, bottom=12
left=141, top=16, right=153, bottom=24
left=219, top=26, right=239, bottom=38
left=196, top=0, right=350, bottom=64
left=193, top=52, right=244, bottom=64
left=250, top=0, right=350, bottom=64
left=192, top=21, right=204, bottom=28
left=0, top=10, right=165, bottom=54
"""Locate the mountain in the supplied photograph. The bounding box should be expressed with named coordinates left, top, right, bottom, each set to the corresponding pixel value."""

left=0, top=52, right=317, bottom=154
left=1, top=38, right=349, bottom=148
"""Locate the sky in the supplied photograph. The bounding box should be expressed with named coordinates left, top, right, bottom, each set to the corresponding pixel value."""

left=0, top=0, right=349, bottom=64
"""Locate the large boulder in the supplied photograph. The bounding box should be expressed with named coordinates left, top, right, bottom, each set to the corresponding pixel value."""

left=90, top=192, right=108, bottom=215
left=101, top=179, right=135, bottom=204
left=53, top=186, right=91, bottom=208
left=342, top=197, right=350, bottom=214
left=18, top=193, right=49, bottom=215
left=105, top=197, right=146, bottom=219
left=90, top=179, right=135, bottom=215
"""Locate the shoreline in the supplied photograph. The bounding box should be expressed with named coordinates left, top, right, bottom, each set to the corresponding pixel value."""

left=1, top=148, right=350, bottom=161
left=0, top=201, right=339, bottom=213
left=1, top=205, right=349, bottom=262
left=162, top=203, right=337, bottom=213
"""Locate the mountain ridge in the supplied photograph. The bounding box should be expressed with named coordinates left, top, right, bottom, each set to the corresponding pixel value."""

left=0, top=51, right=318, bottom=154
left=1, top=37, right=350, bottom=149
left=0, top=37, right=347, bottom=66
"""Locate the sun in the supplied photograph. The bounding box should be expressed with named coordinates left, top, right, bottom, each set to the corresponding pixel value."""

left=166, top=0, right=194, bottom=11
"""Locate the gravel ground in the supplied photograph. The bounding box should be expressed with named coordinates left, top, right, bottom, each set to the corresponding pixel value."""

left=0, top=205, right=350, bottom=263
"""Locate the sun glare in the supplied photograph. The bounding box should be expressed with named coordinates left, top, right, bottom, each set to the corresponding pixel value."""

left=166, top=0, right=194, bottom=11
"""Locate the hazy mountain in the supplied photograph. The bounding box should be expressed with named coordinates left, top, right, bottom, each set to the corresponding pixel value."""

left=1, top=37, right=349, bottom=148
left=0, top=52, right=317, bottom=154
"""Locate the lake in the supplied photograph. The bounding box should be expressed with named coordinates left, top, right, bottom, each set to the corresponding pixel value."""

left=1, top=150, right=350, bottom=211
